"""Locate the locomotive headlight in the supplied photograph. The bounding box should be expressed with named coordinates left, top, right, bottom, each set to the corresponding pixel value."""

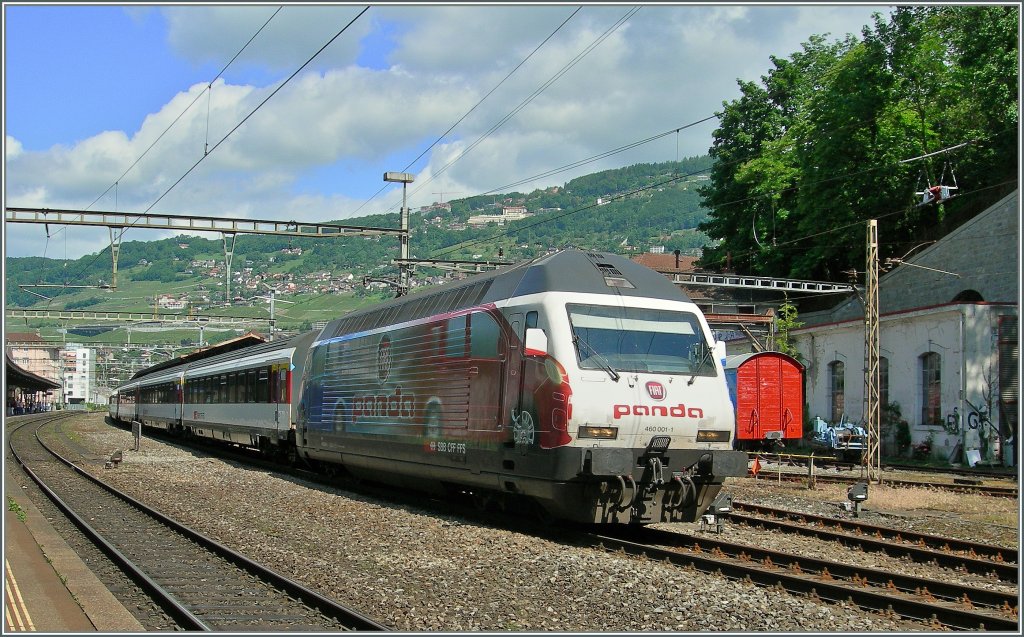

left=578, top=425, right=618, bottom=439
left=696, top=430, right=731, bottom=443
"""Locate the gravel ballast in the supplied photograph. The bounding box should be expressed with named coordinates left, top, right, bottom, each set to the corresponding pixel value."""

left=38, top=415, right=1021, bottom=631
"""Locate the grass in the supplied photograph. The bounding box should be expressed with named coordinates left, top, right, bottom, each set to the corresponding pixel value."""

left=8, top=496, right=27, bottom=522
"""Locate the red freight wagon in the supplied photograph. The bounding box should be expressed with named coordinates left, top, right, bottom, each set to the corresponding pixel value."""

left=725, top=352, right=804, bottom=450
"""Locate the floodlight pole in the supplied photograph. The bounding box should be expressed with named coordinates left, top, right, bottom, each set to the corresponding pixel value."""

left=384, top=172, right=415, bottom=296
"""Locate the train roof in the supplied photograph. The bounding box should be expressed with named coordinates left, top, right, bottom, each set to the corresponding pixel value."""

left=130, top=332, right=267, bottom=380
left=183, top=329, right=318, bottom=374
left=320, top=249, right=693, bottom=341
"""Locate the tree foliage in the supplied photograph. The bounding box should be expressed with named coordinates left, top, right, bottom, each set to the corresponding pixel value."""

left=698, top=6, right=1018, bottom=281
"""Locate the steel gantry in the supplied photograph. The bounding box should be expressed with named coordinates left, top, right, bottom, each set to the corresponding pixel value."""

left=5, top=207, right=406, bottom=296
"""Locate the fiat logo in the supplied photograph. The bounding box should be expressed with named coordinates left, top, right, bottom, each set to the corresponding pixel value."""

left=646, top=381, right=666, bottom=401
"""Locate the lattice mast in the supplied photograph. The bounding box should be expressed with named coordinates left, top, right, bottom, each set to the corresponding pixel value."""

left=864, top=219, right=881, bottom=482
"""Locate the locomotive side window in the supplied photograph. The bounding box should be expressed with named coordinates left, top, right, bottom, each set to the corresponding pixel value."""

left=446, top=316, right=468, bottom=358
left=469, top=312, right=501, bottom=360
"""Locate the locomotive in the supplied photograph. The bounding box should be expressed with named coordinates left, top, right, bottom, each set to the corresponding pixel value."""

left=110, top=250, right=747, bottom=524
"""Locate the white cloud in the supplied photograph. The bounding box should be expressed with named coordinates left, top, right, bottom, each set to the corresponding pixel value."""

left=5, top=135, right=24, bottom=160
left=5, top=4, right=889, bottom=260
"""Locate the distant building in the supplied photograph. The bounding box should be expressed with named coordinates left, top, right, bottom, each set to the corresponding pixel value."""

left=5, top=333, right=60, bottom=388
left=158, top=295, right=188, bottom=310
left=61, top=344, right=97, bottom=406
left=467, top=206, right=531, bottom=227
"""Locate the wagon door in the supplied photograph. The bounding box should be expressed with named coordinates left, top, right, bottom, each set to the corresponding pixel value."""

left=780, top=358, right=804, bottom=439
left=757, top=356, right=784, bottom=439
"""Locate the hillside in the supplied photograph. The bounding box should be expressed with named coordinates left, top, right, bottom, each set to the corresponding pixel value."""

left=5, top=157, right=713, bottom=327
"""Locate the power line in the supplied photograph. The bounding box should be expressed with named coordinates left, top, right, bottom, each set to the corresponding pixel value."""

left=349, top=6, right=583, bottom=218
left=145, top=6, right=370, bottom=214
left=39, top=6, right=284, bottom=298
left=395, top=6, right=642, bottom=213
left=86, top=7, right=284, bottom=215
left=43, top=6, right=370, bottom=304
left=427, top=134, right=1013, bottom=264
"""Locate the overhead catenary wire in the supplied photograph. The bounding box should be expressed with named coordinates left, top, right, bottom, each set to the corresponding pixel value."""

left=391, top=6, right=642, bottom=213
left=427, top=134, right=1009, bottom=264
left=348, top=5, right=584, bottom=218
left=44, top=6, right=369, bottom=304
left=38, top=6, right=284, bottom=302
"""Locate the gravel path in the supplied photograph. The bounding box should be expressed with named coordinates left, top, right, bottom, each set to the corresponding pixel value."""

left=39, top=414, right=1022, bottom=631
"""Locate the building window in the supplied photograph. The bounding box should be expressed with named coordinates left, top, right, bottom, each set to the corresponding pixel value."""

left=828, top=360, right=845, bottom=423
left=879, top=356, right=890, bottom=408
left=920, top=352, right=941, bottom=426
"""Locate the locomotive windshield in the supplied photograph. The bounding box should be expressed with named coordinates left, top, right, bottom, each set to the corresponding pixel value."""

left=566, top=304, right=717, bottom=376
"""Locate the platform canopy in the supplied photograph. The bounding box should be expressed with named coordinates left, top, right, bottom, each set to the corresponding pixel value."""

left=5, top=354, right=60, bottom=392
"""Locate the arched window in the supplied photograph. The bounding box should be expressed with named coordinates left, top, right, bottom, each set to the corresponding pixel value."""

left=828, top=360, right=845, bottom=423
left=920, top=352, right=941, bottom=426
left=879, top=356, right=890, bottom=408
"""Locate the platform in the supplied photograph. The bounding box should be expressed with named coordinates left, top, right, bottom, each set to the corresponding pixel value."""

left=5, top=464, right=144, bottom=632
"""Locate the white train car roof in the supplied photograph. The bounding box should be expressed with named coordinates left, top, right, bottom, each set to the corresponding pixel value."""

left=183, top=330, right=318, bottom=378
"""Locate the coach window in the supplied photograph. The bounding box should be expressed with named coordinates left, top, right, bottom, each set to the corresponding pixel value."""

left=218, top=375, right=227, bottom=403
left=247, top=370, right=257, bottom=403
left=470, top=312, right=501, bottom=359
left=257, top=367, right=270, bottom=403
left=446, top=316, right=468, bottom=358
left=920, top=352, right=941, bottom=426
left=828, top=361, right=845, bottom=423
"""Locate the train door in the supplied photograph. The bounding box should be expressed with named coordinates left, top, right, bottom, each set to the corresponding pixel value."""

left=273, top=363, right=289, bottom=434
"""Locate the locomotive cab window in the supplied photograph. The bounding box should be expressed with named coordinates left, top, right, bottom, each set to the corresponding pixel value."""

left=566, top=304, right=715, bottom=376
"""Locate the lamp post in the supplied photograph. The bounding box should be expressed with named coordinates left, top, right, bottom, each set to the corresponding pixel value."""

left=384, top=171, right=415, bottom=296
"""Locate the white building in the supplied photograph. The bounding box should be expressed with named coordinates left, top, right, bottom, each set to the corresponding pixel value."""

left=791, top=191, right=1019, bottom=467
left=61, top=344, right=97, bottom=407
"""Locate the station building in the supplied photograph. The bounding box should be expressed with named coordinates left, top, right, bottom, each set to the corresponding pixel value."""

left=790, top=191, right=1019, bottom=467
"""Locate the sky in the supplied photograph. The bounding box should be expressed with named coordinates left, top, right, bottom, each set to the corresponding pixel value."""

left=3, top=3, right=893, bottom=262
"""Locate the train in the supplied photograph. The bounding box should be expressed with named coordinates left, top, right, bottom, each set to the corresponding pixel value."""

left=109, top=249, right=748, bottom=524
left=724, top=351, right=804, bottom=451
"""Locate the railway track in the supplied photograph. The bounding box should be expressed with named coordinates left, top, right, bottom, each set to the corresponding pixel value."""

left=727, top=501, right=1018, bottom=583
left=748, top=468, right=1019, bottom=498
left=588, top=526, right=1019, bottom=631
left=750, top=453, right=1019, bottom=481
left=8, top=415, right=389, bottom=632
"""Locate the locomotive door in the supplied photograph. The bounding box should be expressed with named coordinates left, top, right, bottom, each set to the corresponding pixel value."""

left=508, top=311, right=541, bottom=454
left=466, top=311, right=507, bottom=432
